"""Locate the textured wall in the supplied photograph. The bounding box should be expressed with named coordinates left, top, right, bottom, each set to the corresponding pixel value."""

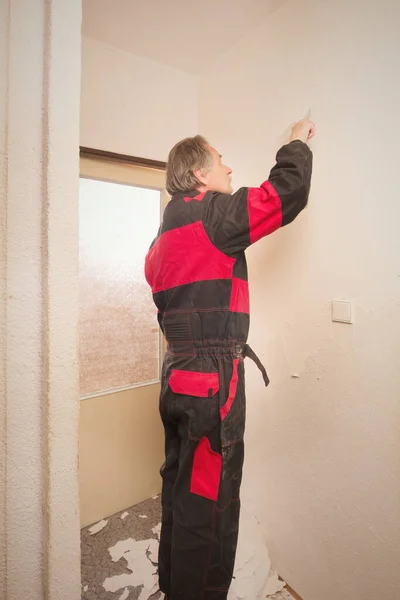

left=0, top=1, right=82, bottom=598
left=199, top=0, right=400, bottom=598
left=45, top=1, right=82, bottom=598
left=0, top=1, right=9, bottom=597
left=5, top=1, right=47, bottom=595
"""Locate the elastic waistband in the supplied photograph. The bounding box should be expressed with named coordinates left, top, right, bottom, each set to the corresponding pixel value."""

left=167, top=340, right=245, bottom=357
left=166, top=341, right=270, bottom=387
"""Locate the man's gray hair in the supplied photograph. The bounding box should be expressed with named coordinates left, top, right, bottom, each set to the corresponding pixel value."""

left=166, top=135, right=213, bottom=196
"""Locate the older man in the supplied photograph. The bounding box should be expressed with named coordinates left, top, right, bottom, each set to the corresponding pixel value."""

left=145, top=119, right=315, bottom=600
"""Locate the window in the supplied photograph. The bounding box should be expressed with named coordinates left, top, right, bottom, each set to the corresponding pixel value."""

left=79, top=153, right=166, bottom=398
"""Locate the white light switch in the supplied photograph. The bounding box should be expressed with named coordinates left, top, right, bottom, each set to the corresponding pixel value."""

left=331, top=300, right=353, bottom=324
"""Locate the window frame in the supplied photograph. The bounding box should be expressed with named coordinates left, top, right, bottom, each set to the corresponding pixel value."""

left=79, top=147, right=168, bottom=400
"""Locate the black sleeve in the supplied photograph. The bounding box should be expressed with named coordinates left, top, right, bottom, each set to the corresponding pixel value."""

left=203, top=140, right=313, bottom=255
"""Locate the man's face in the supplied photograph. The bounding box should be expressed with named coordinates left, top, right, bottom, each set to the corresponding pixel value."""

left=195, top=146, right=233, bottom=194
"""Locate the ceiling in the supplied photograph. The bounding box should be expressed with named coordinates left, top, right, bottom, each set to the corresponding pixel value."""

left=82, top=0, right=288, bottom=75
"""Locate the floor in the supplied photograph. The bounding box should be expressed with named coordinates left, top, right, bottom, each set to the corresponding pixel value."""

left=81, top=496, right=295, bottom=600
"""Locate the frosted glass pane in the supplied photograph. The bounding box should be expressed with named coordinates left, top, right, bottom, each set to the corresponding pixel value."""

left=79, top=178, right=160, bottom=397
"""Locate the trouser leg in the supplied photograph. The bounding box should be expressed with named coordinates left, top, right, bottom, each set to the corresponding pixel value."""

left=163, top=357, right=245, bottom=600
left=159, top=418, right=180, bottom=595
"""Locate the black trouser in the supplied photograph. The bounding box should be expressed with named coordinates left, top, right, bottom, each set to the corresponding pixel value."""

left=159, top=346, right=246, bottom=600
left=158, top=343, right=268, bottom=600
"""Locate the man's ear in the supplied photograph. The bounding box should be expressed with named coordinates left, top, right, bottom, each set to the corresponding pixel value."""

left=193, top=168, right=207, bottom=186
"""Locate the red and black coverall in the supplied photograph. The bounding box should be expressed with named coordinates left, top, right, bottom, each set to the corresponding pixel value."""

left=145, top=140, right=313, bottom=600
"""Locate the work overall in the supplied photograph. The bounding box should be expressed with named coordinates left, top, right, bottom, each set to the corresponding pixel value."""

left=145, top=140, right=313, bottom=600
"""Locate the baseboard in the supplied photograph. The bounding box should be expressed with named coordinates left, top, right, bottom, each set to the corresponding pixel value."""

left=286, top=583, right=304, bottom=600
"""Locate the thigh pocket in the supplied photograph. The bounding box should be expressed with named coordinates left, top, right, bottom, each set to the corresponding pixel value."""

left=190, top=437, right=222, bottom=502
left=169, top=369, right=219, bottom=397
left=169, top=369, right=220, bottom=439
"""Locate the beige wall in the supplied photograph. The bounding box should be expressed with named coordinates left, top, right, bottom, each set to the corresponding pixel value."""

left=0, top=2, right=8, bottom=596
left=199, top=1, right=400, bottom=599
left=80, top=385, right=164, bottom=528
left=0, top=0, right=82, bottom=598
left=80, top=36, right=198, bottom=160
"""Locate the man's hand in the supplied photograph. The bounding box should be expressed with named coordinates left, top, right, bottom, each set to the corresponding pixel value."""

left=290, top=119, right=316, bottom=143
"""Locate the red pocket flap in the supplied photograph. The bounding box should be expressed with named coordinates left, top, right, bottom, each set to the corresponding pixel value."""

left=169, top=370, right=219, bottom=397
left=190, top=437, right=222, bottom=502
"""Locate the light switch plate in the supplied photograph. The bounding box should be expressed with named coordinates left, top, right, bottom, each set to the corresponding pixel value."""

left=331, top=300, right=353, bottom=324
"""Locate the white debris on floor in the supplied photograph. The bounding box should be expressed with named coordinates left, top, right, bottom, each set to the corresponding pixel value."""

left=265, top=568, right=287, bottom=596
left=139, top=515, right=148, bottom=519
left=268, top=590, right=295, bottom=600
left=120, top=512, right=129, bottom=520
left=88, top=519, right=109, bottom=535
left=103, top=537, right=159, bottom=599
left=151, top=522, right=161, bottom=540
left=228, top=508, right=278, bottom=599
left=99, top=509, right=290, bottom=600
left=117, top=588, right=130, bottom=600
